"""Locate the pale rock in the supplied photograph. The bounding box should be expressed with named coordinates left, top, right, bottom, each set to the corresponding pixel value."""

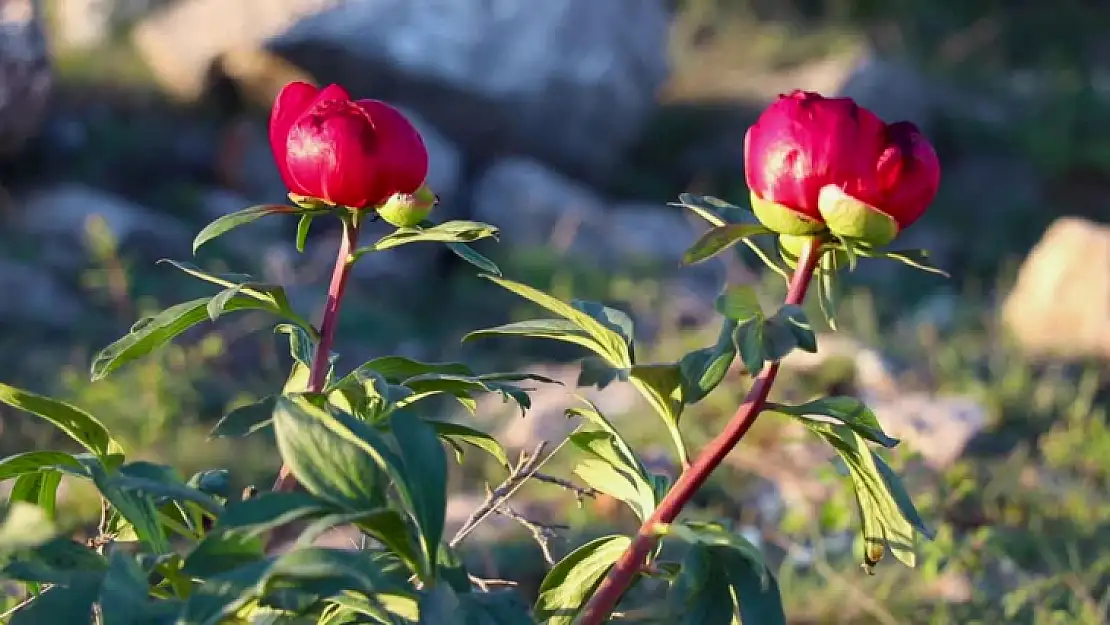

left=1002, top=217, right=1110, bottom=360
left=863, top=391, right=989, bottom=471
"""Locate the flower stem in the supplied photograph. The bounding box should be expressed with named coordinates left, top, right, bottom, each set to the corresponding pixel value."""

left=577, top=236, right=824, bottom=625
left=272, top=215, right=361, bottom=494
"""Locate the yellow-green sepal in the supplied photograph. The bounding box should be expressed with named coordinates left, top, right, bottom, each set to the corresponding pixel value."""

left=817, top=186, right=899, bottom=247
left=750, top=192, right=826, bottom=236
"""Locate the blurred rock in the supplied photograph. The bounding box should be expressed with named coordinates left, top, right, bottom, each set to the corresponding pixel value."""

left=0, top=260, right=82, bottom=327
left=472, top=157, right=700, bottom=267
left=55, top=0, right=177, bottom=49
left=0, top=0, right=51, bottom=158
left=131, top=0, right=335, bottom=100
left=134, top=0, right=669, bottom=183
left=273, top=0, right=670, bottom=181
left=780, top=334, right=900, bottom=396
left=1002, top=217, right=1110, bottom=360
left=16, top=184, right=192, bottom=266
left=864, top=391, right=989, bottom=471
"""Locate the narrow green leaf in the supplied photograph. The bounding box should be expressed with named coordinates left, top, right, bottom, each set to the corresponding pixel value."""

left=217, top=491, right=333, bottom=537
left=179, top=560, right=272, bottom=625
left=349, top=356, right=475, bottom=383
left=208, top=396, right=275, bottom=439
left=92, top=464, right=170, bottom=554
left=8, top=470, right=63, bottom=520
left=0, top=383, right=123, bottom=458
left=682, top=224, right=773, bottom=265
left=670, top=193, right=752, bottom=226
left=206, top=284, right=245, bottom=321
left=571, top=300, right=636, bottom=352
left=567, top=401, right=656, bottom=521
left=98, top=550, right=160, bottom=623
left=817, top=250, right=840, bottom=330
left=389, top=411, right=448, bottom=578
left=296, top=213, right=314, bottom=253
left=447, top=242, right=502, bottom=276
left=463, top=319, right=602, bottom=355
left=193, top=204, right=294, bottom=253
left=768, top=396, right=900, bottom=447
left=720, top=549, right=787, bottom=625
left=879, top=248, right=950, bottom=277
left=91, top=296, right=270, bottom=381
left=667, top=546, right=736, bottom=625
left=0, top=451, right=82, bottom=481
left=182, top=531, right=264, bottom=578
left=111, top=462, right=224, bottom=516
left=534, top=535, right=632, bottom=625
left=655, top=521, right=766, bottom=571
left=356, top=220, right=499, bottom=256
left=628, top=364, right=688, bottom=466
left=426, top=420, right=509, bottom=467
left=477, top=276, right=633, bottom=368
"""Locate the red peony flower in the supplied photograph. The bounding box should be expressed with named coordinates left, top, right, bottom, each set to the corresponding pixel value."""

left=744, top=90, right=940, bottom=244
left=269, top=82, right=429, bottom=209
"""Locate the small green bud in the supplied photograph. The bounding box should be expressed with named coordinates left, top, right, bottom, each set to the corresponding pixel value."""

left=376, top=185, right=437, bottom=227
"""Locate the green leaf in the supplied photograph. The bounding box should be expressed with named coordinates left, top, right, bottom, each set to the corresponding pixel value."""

left=682, top=224, right=773, bottom=265
left=567, top=401, right=656, bottom=522
left=216, top=491, right=334, bottom=537
left=1, top=537, right=108, bottom=585
left=348, top=356, right=475, bottom=383
left=426, top=420, right=509, bottom=467
left=772, top=304, right=817, bottom=353
left=265, top=547, right=406, bottom=604
left=628, top=364, right=688, bottom=465
left=272, top=395, right=398, bottom=513
left=877, top=248, right=950, bottom=277
left=667, top=545, right=737, bottom=625
left=721, top=548, right=786, bottom=625
left=209, top=396, right=275, bottom=439
left=715, top=285, right=763, bottom=323
left=447, top=242, right=502, bottom=277
left=419, top=583, right=460, bottom=624
left=179, top=559, right=272, bottom=625
left=93, top=463, right=170, bottom=554
left=296, top=213, right=314, bottom=253
left=534, top=535, right=632, bottom=625
left=730, top=303, right=805, bottom=377
left=678, top=319, right=738, bottom=404
left=472, top=276, right=633, bottom=368
left=110, top=461, right=224, bottom=516
left=463, top=319, right=602, bottom=356
left=655, top=521, right=765, bottom=570
left=182, top=531, right=264, bottom=578
left=670, top=193, right=751, bottom=226
left=355, top=220, right=499, bottom=256
left=0, top=450, right=83, bottom=481
left=91, top=296, right=277, bottom=381
left=0, top=383, right=124, bottom=459
left=768, top=396, right=900, bottom=447
left=571, top=300, right=636, bottom=352
left=803, top=422, right=932, bottom=570
left=667, top=541, right=785, bottom=625
left=817, top=250, right=841, bottom=330
left=193, top=203, right=295, bottom=253
left=389, top=411, right=448, bottom=578
left=8, top=580, right=100, bottom=625
left=98, top=550, right=163, bottom=624
left=0, top=502, right=56, bottom=551
left=8, top=470, right=63, bottom=519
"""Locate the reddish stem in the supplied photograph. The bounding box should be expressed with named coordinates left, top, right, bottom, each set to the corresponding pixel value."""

left=577, top=237, right=823, bottom=624
left=272, top=217, right=361, bottom=493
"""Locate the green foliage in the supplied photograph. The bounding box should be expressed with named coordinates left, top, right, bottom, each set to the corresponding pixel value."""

left=0, top=193, right=935, bottom=624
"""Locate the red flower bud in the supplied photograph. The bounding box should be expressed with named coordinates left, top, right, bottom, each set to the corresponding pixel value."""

left=269, top=82, right=429, bottom=209
left=744, top=90, right=940, bottom=243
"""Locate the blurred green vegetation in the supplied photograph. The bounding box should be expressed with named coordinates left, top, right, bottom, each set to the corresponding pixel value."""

left=2, top=0, right=1109, bottom=622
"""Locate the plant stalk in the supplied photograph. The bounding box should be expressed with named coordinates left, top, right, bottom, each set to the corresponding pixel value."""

left=272, top=216, right=361, bottom=494
left=577, top=236, right=823, bottom=625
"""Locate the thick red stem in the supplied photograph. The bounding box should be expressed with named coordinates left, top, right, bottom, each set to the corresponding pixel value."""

left=272, top=217, right=361, bottom=493
left=577, top=237, right=823, bottom=624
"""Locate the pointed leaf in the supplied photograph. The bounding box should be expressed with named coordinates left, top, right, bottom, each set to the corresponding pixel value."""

left=670, top=193, right=751, bottom=226
left=426, top=420, right=509, bottom=467
left=682, top=224, right=773, bottom=265
left=209, top=396, right=275, bottom=439
left=879, top=248, right=950, bottom=277
left=678, top=320, right=738, bottom=404
left=715, top=285, right=763, bottom=323
left=768, top=396, right=900, bottom=447
left=296, top=213, right=313, bottom=252
left=0, top=383, right=123, bottom=458
left=0, top=451, right=83, bottom=481
left=389, top=411, right=448, bottom=577
left=534, top=535, right=632, bottom=625
left=356, top=220, right=499, bottom=256
left=772, top=304, right=817, bottom=353
left=464, top=319, right=601, bottom=355
left=447, top=242, right=502, bottom=276
left=193, top=203, right=295, bottom=253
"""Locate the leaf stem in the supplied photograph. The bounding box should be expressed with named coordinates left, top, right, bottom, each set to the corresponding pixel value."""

left=577, top=236, right=824, bottom=625
left=272, top=216, right=361, bottom=494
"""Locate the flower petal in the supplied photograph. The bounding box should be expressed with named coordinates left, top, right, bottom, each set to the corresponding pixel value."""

left=357, top=99, right=429, bottom=197
left=285, top=99, right=383, bottom=208
left=873, top=121, right=940, bottom=229
left=269, top=81, right=319, bottom=193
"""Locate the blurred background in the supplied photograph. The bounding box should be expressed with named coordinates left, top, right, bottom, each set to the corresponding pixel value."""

left=2, top=0, right=1109, bottom=622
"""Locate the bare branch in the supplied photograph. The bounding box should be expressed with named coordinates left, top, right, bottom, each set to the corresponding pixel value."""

left=449, top=442, right=550, bottom=549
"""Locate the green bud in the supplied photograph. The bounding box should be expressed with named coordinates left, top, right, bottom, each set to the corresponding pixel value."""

left=817, top=185, right=899, bottom=247
left=288, top=193, right=333, bottom=210
left=750, top=192, right=826, bottom=236
left=377, top=185, right=437, bottom=227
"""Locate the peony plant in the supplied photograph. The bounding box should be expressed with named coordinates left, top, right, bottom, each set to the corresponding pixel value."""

left=0, top=84, right=946, bottom=624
